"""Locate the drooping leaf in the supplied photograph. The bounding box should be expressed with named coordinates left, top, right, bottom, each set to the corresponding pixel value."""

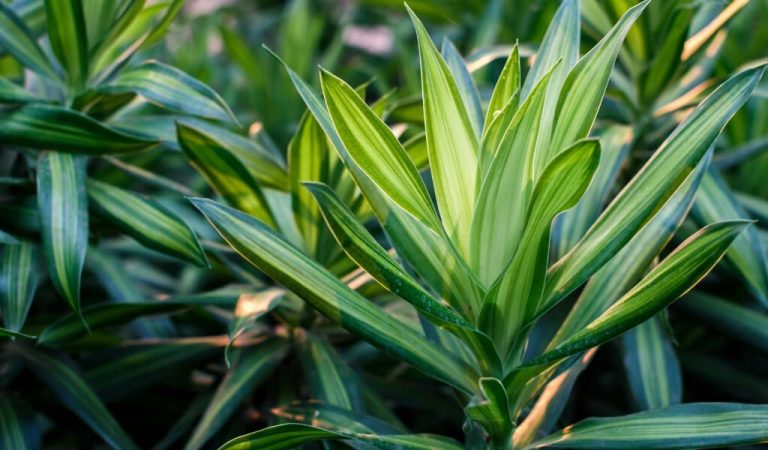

left=0, top=105, right=159, bottom=154
left=527, top=403, right=768, bottom=449
left=184, top=339, right=289, bottom=450
left=87, top=179, right=208, bottom=267
left=0, top=242, right=40, bottom=332
left=37, top=152, right=88, bottom=316
left=192, top=198, right=478, bottom=393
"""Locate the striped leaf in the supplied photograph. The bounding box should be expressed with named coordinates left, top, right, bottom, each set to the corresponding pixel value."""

left=87, top=179, right=208, bottom=266
left=102, top=61, right=238, bottom=124
left=11, top=347, right=140, bottom=450
left=191, top=198, right=479, bottom=393
left=0, top=397, right=40, bottom=450
left=0, top=104, right=159, bottom=154
left=271, top=403, right=403, bottom=434
left=297, top=331, right=364, bottom=411
left=523, top=220, right=748, bottom=369
left=0, top=242, right=40, bottom=332
left=690, top=168, right=768, bottom=305
left=465, top=378, right=512, bottom=443
left=219, top=423, right=464, bottom=450
left=622, top=314, right=682, bottom=410
left=44, top=0, right=88, bottom=91
left=177, top=122, right=276, bottom=228
left=481, top=139, right=600, bottom=361
left=0, top=327, right=36, bottom=339
left=184, top=339, right=289, bottom=450
left=0, top=2, right=57, bottom=80
left=319, top=69, right=439, bottom=229
left=545, top=66, right=766, bottom=307
left=408, top=5, right=479, bottom=256
left=0, top=77, right=45, bottom=103
left=528, top=403, right=768, bottom=449
left=483, top=44, right=520, bottom=136
left=441, top=39, right=483, bottom=137
left=37, top=152, right=88, bottom=316
left=679, top=293, right=768, bottom=353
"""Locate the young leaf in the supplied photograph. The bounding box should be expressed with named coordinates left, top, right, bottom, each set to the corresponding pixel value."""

left=527, top=403, right=768, bottom=449
left=441, top=39, right=483, bottom=137
left=87, top=179, right=208, bottom=267
left=192, top=198, right=479, bottom=392
left=525, top=220, right=748, bottom=368
left=37, top=152, right=88, bottom=317
left=408, top=5, right=479, bottom=256
left=44, top=0, right=88, bottom=90
left=483, top=44, right=520, bottom=133
left=0, top=242, right=40, bottom=332
left=102, top=61, right=239, bottom=124
left=0, top=2, right=57, bottom=79
left=0, top=105, right=159, bottom=154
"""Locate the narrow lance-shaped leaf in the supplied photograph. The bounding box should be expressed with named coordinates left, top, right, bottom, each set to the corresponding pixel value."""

left=0, top=2, right=57, bottom=79
left=177, top=123, right=276, bottom=228
left=690, top=167, right=768, bottom=305
left=465, top=378, right=512, bottom=444
left=470, top=65, right=559, bottom=284
left=102, top=61, right=239, bottom=124
left=527, top=403, right=768, bottom=449
left=523, top=220, right=748, bottom=368
left=546, top=0, right=649, bottom=165
left=184, top=339, right=290, bottom=450
left=319, top=69, right=439, bottom=229
left=0, top=77, right=45, bottom=103
left=192, top=198, right=479, bottom=393
left=219, top=423, right=464, bottom=450
left=0, top=242, right=40, bottom=332
left=44, top=0, right=88, bottom=91
left=408, top=5, right=479, bottom=256
left=0, top=397, right=41, bottom=450
left=0, top=105, right=159, bottom=154
left=481, top=139, right=600, bottom=362
left=679, top=292, right=768, bottom=353
left=441, top=38, right=483, bottom=137
left=11, top=348, right=140, bottom=450
left=483, top=43, right=520, bottom=133
left=545, top=65, right=766, bottom=308
left=87, top=179, right=208, bottom=267
left=305, top=182, right=502, bottom=376
left=37, top=152, right=88, bottom=317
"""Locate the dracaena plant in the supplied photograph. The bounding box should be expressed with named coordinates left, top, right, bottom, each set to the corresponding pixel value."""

left=192, top=2, right=768, bottom=449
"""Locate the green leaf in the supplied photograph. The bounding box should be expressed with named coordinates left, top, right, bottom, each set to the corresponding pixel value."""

left=481, top=139, right=600, bottom=361
left=37, top=152, right=88, bottom=316
left=545, top=65, right=766, bottom=307
left=11, top=347, right=140, bottom=450
left=690, top=168, right=768, bottom=305
left=547, top=0, right=649, bottom=163
left=177, top=122, right=276, bottom=228
left=87, top=179, right=208, bottom=267
left=297, top=331, right=364, bottom=411
left=319, top=69, right=438, bottom=229
left=0, top=327, right=36, bottom=339
left=679, top=293, right=768, bottom=353
left=640, top=7, right=692, bottom=105
left=102, top=61, right=239, bottom=124
left=483, top=44, right=520, bottom=135
left=226, top=289, right=284, bottom=365
left=0, top=397, right=40, bottom=450
left=524, top=220, right=748, bottom=368
left=622, top=314, right=682, bottom=410
left=271, top=403, right=403, bottom=434
left=191, top=198, right=479, bottom=393
left=184, top=339, right=289, bottom=450
left=44, top=0, right=88, bottom=91
left=0, top=77, right=43, bottom=103
left=304, top=181, right=501, bottom=375
left=465, top=378, right=512, bottom=443
left=0, top=2, right=56, bottom=80
left=527, top=403, right=768, bottom=449
left=0, top=242, right=40, bottom=332
left=441, top=39, right=483, bottom=137
left=0, top=104, right=159, bottom=154
left=408, top=5, right=479, bottom=256
left=219, top=423, right=464, bottom=450
left=470, top=64, right=559, bottom=285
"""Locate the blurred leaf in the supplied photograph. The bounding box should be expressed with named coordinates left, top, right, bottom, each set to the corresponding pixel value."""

left=12, top=347, right=140, bottom=450
left=679, top=293, right=768, bottom=353
left=297, top=331, right=364, bottom=411
left=0, top=242, right=40, bottom=332
left=102, top=61, right=238, bottom=124
left=87, top=179, right=208, bottom=267
left=192, top=198, right=479, bottom=393
left=0, top=397, right=40, bottom=450
left=528, top=403, right=768, bottom=449
left=184, top=339, right=289, bottom=450
left=408, top=5, right=479, bottom=256
left=0, top=2, right=57, bottom=79
left=44, top=0, right=88, bottom=91
left=0, top=104, right=159, bottom=154
left=37, top=152, right=88, bottom=317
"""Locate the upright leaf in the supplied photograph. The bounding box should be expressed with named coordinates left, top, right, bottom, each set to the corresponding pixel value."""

left=44, top=0, right=88, bottom=90
left=0, top=397, right=40, bottom=450
left=441, top=39, right=483, bottom=137
left=0, top=2, right=57, bottom=79
left=37, top=152, right=88, bottom=316
left=0, top=242, right=40, bottom=332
